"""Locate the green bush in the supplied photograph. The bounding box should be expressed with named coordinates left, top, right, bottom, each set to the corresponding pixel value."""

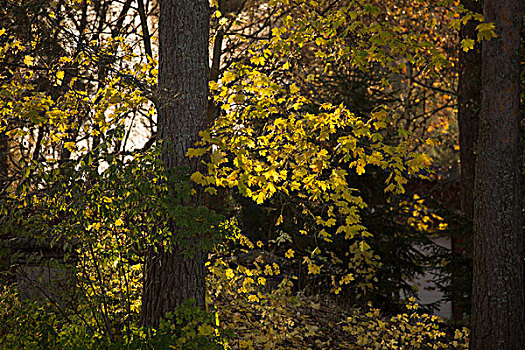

left=0, top=285, right=229, bottom=349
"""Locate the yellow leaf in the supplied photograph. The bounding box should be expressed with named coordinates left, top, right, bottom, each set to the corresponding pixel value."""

left=476, top=22, right=497, bottom=41
left=359, top=240, right=370, bottom=252
left=356, top=163, right=365, bottom=175
left=275, top=214, right=283, bottom=226
left=255, top=191, right=266, bottom=204
left=190, top=171, right=205, bottom=184
left=186, top=147, right=206, bottom=158
left=115, top=218, right=124, bottom=226
left=204, top=187, right=217, bottom=195
left=308, top=263, right=321, bottom=274
left=222, top=71, right=236, bottom=83
left=209, top=80, right=219, bottom=91
left=56, top=70, right=65, bottom=85
left=250, top=56, right=265, bottom=66
left=64, top=142, right=76, bottom=152
left=460, top=38, right=475, bottom=52
left=225, top=268, right=234, bottom=279
left=24, top=55, right=34, bottom=66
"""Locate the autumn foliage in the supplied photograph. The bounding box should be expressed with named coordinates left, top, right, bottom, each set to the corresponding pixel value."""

left=0, top=0, right=506, bottom=348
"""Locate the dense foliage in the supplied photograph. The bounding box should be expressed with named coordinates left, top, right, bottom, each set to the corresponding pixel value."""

left=0, top=0, right=508, bottom=348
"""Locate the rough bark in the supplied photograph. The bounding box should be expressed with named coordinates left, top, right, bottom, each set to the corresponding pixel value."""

left=140, top=0, right=209, bottom=328
left=470, top=0, right=525, bottom=348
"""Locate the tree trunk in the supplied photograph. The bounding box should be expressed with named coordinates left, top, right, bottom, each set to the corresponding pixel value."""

left=458, top=0, right=482, bottom=224
left=0, top=131, right=6, bottom=176
left=0, top=129, right=7, bottom=192
left=456, top=0, right=482, bottom=322
left=471, top=0, right=524, bottom=348
left=141, top=0, right=209, bottom=328
left=208, top=0, right=225, bottom=126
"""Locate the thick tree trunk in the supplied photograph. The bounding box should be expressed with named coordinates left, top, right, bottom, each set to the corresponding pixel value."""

left=455, top=0, right=482, bottom=322
left=141, top=0, right=209, bottom=328
left=470, top=0, right=524, bottom=348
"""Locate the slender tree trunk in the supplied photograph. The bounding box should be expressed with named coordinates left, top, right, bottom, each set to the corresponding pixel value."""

left=137, top=0, right=153, bottom=60
left=208, top=0, right=224, bottom=126
left=471, top=0, right=524, bottom=348
left=141, top=0, right=209, bottom=328
left=456, top=0, right=482, bottom=322
left=458, top=0, right=482, bottom=224
left=0, top=130, right=7, bottom=185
